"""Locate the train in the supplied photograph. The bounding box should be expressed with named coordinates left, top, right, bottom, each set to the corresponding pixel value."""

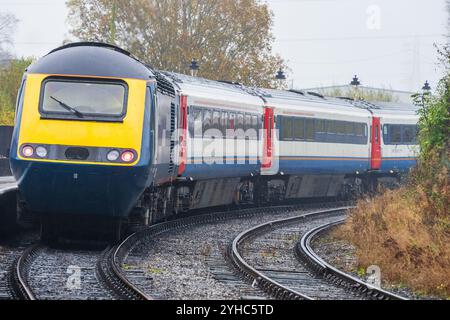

left=9, top=42, right=419, bottom=241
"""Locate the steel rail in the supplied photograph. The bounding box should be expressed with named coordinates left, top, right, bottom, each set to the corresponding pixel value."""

left=104, top=202, right=347, bottom=300
left=8, top=244, right=40, bottom=300
left=229, top=207, right=351, bottom=300
left=297, top=219, right=408, bottom=300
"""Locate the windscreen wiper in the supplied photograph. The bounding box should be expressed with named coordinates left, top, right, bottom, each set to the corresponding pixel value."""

left=50, top=96, right=84, bottom=118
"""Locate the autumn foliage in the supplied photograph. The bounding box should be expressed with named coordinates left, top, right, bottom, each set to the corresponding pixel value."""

left=67, top=0, right=287, bottom=87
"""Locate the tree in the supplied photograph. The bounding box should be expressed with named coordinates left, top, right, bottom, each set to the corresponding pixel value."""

left=447, top=0, right=450, bottom=33
left=0, top=58, right=33, bottom=125
left=0, top=12, right=18, bottom=60
left=66, top=0, right=287, bottom=88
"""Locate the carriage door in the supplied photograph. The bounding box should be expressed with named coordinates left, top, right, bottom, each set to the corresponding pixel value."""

left=177, top=95, right=188, bottom=176
left=261, top=107, right=274, bottom=172
left=371, top=117, right=382, bottom=170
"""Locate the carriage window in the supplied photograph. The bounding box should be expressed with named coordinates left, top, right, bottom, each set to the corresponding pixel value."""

left=220, top=112, right=228, bottom=135
left=327, top=120, right=336, bottom=134
left=228, top=112, right=236, bottom=131
left=293, top=118, right=304, bottom=140
left=236, top=113, right=244, bottom=131
left=244, top=114, right=252, bottom=131
left=345, top=122, right=354, bottom=135
left=281, top=117, right=293, bottom=140
left=305, top=119, right=314, bottom=140
left=192, top=108, right=203, bottom=137
left=252, top=115, right=258, bottom=129
left=203, top=110, right=212, bottom=131
left=41, top=79, right=127, bottom=120
left=278, top=116, right=367, bottom=144
left=336, top=121, right=346, bottom=135
left=355, top=123, right=364, bottom=136
left=212, top=111, right=220, bottom=131
left=384, top=124, right=418, bottom=144
left=316, top=119, right=325, bottom=133
left=403, top=125, right=417, bottom=144
left=390, top=125, right=402, bottom=144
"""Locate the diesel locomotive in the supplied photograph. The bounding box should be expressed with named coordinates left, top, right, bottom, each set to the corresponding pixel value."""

left=9, top=42, right=419, bottom=241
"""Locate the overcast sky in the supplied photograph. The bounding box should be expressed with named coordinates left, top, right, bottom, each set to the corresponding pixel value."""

left=1, top=0, right=448, bottom=92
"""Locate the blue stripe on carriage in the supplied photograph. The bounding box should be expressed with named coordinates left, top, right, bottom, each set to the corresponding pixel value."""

left=182, top=155, right=417, bottom=178
left=380, top=157, right=417, bottom=172
left=278, top=156, right=370, bottom=174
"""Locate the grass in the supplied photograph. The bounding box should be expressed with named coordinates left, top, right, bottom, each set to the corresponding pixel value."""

left=147, top=267, right=163, bottom=274
left=333, top=182, right=449, bottom=298
left=0, top=109, right=14, bottom=125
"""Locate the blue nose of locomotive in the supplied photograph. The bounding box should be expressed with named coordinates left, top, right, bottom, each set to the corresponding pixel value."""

left=10, top=159, right=152, bottom=218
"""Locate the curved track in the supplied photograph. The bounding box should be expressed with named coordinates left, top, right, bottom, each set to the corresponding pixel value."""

left=230, top=208, right=356, bottom=300
left=297, top=220, right=407, bottom=300
left=1, top=235, right=38, bottom=300
left=96, top=245, right=150, bottom=300
left=101, top=203, right=352, bottom=300
left=230, top=209, right=407, bottom=300
left=9, top=244, right=114, bottom=300
left=6, top=203, right=407, bottom=300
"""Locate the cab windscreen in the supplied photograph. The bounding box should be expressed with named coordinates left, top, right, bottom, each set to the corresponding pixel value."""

left=40, top=78, right=128, bottom=121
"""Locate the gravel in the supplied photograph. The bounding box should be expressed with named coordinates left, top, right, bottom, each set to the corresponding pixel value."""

left=27, top=246, right=114, bottom=300
left=239, top=214, right=363, bottom=300
left=122, top=207, right=336, bottom=300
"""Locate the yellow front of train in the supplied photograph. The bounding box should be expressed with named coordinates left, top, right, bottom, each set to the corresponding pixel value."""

left=10, top=43, right=156, bottom=240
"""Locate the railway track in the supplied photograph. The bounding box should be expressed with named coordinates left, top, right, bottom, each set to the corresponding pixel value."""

left=0, top=233, right=38, bottom=300
left=7, top=204, right=326, bottom=300
left=230, top=209, right=407, bottom=300
left=101, top=202, right=363, bottom=300
left=297, top=220, right=407, bottom=300
left=9, top=243, right=115, bottom=300
left=5, top=202, right=407, bottom=300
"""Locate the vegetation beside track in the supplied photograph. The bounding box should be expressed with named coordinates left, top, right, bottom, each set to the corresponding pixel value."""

left=335, top=45, right=450, bottom=299
left=0, top=58, right=33, bottom=125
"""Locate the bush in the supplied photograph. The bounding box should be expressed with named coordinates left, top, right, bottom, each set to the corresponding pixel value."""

left=0, top=57, right=33, bottom=125
left=336, top=45, right=449, bottom=298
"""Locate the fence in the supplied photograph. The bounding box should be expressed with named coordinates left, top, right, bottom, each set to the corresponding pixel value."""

left=0, top=126, right=13, bottom=176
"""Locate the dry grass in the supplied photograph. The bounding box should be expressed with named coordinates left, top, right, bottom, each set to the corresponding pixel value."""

left=334, top=182, right=450, bottom=298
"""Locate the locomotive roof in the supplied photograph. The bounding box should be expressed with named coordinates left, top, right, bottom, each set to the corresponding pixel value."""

left=162, top=71, right=256, bottom=95
left=260, top=88, right=372, bottom=119
left=27, top=42, right=155, bottom=80
left=261, top=88, right=356, bottom=106
left=368, top=101, right=420, bottom=121
left=162, top=71, right=265, bottom=107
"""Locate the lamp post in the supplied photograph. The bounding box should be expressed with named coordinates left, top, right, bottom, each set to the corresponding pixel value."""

left=422, top=80, right=431, bottom=92
left=275, top=68, right=286, bottom=89
left=350, top=75, right=361, bottom=99
left=189, top=59, right=199, bottom=77
left=420, top=80, right=431, bottom=108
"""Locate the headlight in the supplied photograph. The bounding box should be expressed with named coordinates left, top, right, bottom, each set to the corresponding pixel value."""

left=121, top=150, right=135, bottom=163
left=106, top=150, right=120, bottom=162
left=36, top=146, right=48, bottom=158
left=22, top=145, right=34, bottom=157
